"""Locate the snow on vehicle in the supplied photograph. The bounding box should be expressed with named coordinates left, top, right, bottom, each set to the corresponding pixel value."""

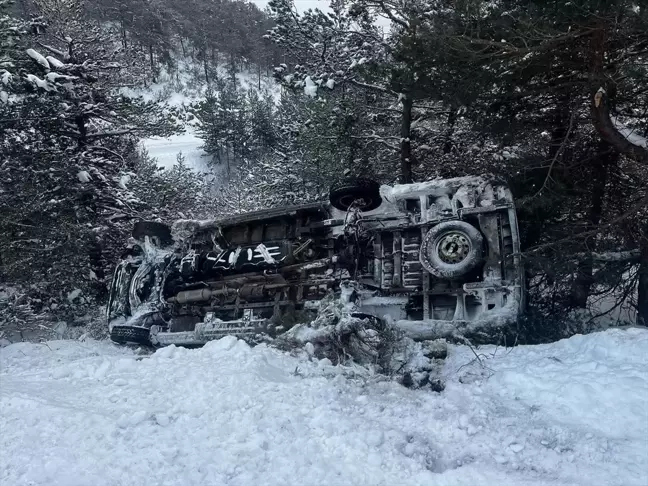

left=107, top=176, right=525, bottom=346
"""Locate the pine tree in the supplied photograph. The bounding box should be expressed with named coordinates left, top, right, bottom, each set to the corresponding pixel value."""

left=0, top=0, right=185, bottom=314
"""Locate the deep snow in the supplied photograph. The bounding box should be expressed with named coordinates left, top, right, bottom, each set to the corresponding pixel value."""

left=1, top=329, right=647, bottom=486
left=143, top=128, right=211, bottom=171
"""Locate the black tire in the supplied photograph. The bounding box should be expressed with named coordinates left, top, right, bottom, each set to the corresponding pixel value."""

left=420, top=221, right=484, bottom=279
left=329, top=178, right=382, bottom=212
left=132, top=221, right=173, bottom=246
left=110, top=325, right=152, bottom=346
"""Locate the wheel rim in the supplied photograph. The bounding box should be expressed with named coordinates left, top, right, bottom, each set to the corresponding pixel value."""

left=435, top=231, right=471, bottom=264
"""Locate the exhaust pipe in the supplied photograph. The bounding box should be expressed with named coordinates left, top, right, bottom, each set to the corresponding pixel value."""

left=168, top=284, right=287, bottom=304
left=168, top=288, right=224, bottom=304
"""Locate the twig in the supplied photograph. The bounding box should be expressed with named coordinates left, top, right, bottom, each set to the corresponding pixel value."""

left=526, top=193, right=648, bottom=253
left=531, top=109, right=577, bottom=198
left=461, top=337, right=484, bottom=366
left=85, top=145, right=125, bottom=164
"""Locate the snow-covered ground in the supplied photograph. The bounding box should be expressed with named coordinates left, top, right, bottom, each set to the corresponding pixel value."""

left=143, top=128, right=211, bottom=171
left=1, top=329, right=647, bottom=486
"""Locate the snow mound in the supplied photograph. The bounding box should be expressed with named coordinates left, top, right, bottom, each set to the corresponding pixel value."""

left=1, top=328, right=647, bottom=486
left=26, top=48, right=50, bottom=70
left=304, top=76, right=318, bottom=97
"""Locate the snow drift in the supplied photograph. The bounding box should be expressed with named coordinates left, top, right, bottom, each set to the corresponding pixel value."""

left=1, top=328, right=647, bottom=486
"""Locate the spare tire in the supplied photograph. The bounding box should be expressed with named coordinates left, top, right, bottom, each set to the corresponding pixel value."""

left=420, top=221, right=484, bottom=279
left=329, top=178, right=382, bottom=212
left=132, top=221, right=173, bottom=247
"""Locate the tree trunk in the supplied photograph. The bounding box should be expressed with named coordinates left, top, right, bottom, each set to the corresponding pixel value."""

left=638, top=229, right=648, bottom=326
left=569, top=143, right=612, bottom=308
left=180, top=37, right=186, bottom=57
left=203, top=54, right=210, bottom=85
left=87, top=234, right=106, bottom=301
left=149, top=45, right=156, bottom=82
left=75, top=114, right=87, bottom=148
left=442, top=108, right=457, bottom=154
left=400, top=93, right=413, bottom=184
left=591, top=91, right=648, bottom=164
left=120, top=20, right=127, bottom=49
left=230, top=53, right=237, bottom=85
left=589, top=33, right=648, bottom=325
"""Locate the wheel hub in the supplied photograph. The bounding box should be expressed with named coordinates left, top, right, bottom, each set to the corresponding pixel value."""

left=436, top=232, right=471, bottom=264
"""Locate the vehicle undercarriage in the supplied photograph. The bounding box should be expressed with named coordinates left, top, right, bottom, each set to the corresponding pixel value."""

left=108, top=176, right=524, bottom=346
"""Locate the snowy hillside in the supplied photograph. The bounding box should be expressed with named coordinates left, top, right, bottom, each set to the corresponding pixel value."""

left=125, top=58, right=280, bottom=171
left=2, top=328, right=647, bottom=486
left=144, top=130, right=211, bottom=171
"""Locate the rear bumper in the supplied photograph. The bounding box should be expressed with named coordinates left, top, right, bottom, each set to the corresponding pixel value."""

left=110, top=319, right=267, bottom=347
left=392, top=314, right=517, bottom=341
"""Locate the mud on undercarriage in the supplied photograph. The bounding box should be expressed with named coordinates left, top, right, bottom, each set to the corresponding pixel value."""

left=107, top=176, right=525, bottom=347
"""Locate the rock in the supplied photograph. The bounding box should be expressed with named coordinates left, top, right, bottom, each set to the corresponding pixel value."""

left=422, top=339, right=448, bottom=360
left=400, top=372, right=414, bottom=388
left=67, top=289, right=82, bottom=302
left=509, top=442, right=525, bottom=453
left=429, top=379, right=445, bottom=392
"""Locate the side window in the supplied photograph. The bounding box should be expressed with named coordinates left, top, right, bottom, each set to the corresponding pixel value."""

left=265, top=223, right=285, bottom=240
left=406, top=199, right=421, bottom=213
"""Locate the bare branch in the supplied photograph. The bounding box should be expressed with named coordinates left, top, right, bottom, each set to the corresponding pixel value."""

left=36, top=42, right=68, bottom=60
left=532, top=109, right=577, bottom=198
left=574, top=250, right=641, bottom=263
